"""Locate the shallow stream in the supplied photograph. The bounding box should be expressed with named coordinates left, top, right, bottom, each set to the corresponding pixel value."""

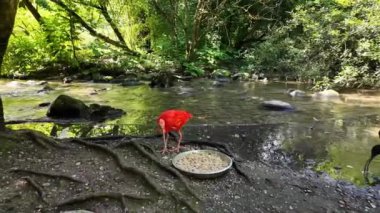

left=1, top=79, right=380, bottom=185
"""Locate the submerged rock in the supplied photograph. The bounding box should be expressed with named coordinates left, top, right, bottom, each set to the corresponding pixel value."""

left=89, top=103, right=126, bottom=121
left=38, top=102, right=51, bottom=107
left=121, top=79, right=143, bottom=87
left=261, top=100, right=295, bottom=111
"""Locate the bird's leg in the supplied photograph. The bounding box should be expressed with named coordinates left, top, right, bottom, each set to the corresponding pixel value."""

left=173, top=130, right=183, bottom=153
left=363, top=157, right=373, bottom=184
left=161, top=133, right=169, bottom=154
left=158, top=119, right=169, bottom=154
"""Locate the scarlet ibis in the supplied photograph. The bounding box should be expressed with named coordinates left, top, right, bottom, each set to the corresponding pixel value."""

left=157, top=109, right=192, bottom=154
left=363, top=130, right=380, bottom=183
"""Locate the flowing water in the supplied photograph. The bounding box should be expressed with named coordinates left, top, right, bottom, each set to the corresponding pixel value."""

left=1, top=79, right=380, bottom=186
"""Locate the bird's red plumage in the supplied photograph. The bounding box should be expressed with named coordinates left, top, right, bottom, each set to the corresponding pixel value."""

left=157, top=110, right=192, bottom=133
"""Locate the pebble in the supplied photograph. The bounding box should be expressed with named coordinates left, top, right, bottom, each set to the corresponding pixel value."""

left=75, top=162, right=81, bottom=166
left=234, top=195, right=240, bottom=199
left=42, top=182, right=50, bottom=187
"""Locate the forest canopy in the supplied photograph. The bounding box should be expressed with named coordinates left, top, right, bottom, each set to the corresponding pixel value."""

left=2, top=0, right=380, bottom=89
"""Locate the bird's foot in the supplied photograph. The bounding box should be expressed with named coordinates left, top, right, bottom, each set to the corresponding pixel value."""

left=169, top=146, right=183, bottom=153
left=160, top=148, right=169, bottom=154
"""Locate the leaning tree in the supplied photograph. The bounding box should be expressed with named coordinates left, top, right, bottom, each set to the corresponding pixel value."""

left=0, top=0, right=19, bottom=131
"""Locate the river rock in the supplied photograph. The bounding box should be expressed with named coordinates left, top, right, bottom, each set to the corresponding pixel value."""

left=47, top=95, right=91, bottom=119
left=149, top=72, right=175, bottom=88
left=312, top=89, right=340, bottom=100
left=261, top=100, right=295, bottom=111
left=121, top=79, right=143, bottom=87
left=232, top=72, right=250, bottom=81
left=37, top=85, right=54, bottom=94
left=287, top=89, right=306, bottom=97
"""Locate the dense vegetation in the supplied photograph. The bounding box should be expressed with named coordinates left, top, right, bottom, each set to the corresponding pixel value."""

left=1, top=0, right=380, bottom=89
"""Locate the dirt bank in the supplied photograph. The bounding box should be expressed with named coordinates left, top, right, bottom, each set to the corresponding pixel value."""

left=0, top=126, right=379, bottom=212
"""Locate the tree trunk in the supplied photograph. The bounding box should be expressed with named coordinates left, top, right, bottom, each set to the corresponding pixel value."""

left=0, top=0, right=19, bottom=71
left=0, top=0, right=19, bottom=131
left=0, top=97, right=4, bottom=131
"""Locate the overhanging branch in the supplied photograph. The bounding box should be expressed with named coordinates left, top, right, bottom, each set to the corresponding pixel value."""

left=50, top=0, right=138, bottom=56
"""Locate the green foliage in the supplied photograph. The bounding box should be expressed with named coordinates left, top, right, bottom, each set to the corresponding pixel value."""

left=243, top=0, right=380, bottom=88
left=3, top=0, right=379, bottom=88
left=183, top=62, right=204, bottom=77
left=3, top=6, right=77, bottom=76
left=211, top=69, right=230, bottom=78
left=313, top=76, right=332, bottom=91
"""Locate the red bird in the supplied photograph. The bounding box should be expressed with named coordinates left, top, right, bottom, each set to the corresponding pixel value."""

left=157, top=109, right=192, bottom=153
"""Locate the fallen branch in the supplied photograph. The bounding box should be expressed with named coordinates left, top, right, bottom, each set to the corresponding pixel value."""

left=70, top=139, right=164, bottom=195
left=21, top=176, right=47, bottom=203
left=10, top=168, right=85, bottom=183
left=5, top=118, right=94, bottom=125
left=57, top=192, right=150, bottom=209
left=80, top=134, right=161, bottom=142
left=131, top=142, right=200, bottom=200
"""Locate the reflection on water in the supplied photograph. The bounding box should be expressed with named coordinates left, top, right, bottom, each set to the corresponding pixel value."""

left=1, top=79, right=380, bottom=185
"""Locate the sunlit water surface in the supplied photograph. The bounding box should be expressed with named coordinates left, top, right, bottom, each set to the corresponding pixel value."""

left=1, top=79, right=380, bottom=185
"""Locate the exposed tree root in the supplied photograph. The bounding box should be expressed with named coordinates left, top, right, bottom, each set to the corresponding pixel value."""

left=233, top=162, right=252, bottom=183
left=57, top=191, right=151, bottom=211
left=131, top=142, right=200, bottom=200
left=0, top=130, right=19, bottom=141
left=70, top=138, right=164, bottom=195
left=9, top=168, right=85, bottom=183
left=21, top=176, right=47, bottom=204
left=170, top=191, right=199, bottom=213
left=16, top=129, right=69, bottom=149
left=139, top=143, right=159, bottom=158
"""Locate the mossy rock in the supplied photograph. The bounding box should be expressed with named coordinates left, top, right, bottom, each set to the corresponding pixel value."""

left=47, top=95, right=90, bottom=119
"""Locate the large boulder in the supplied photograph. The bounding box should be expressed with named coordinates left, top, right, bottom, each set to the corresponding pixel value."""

left=47, top=95, right=125, bottom=121
left=261, top=100, right=295, bottom=111
left=312, top=89, right=340, bottom=100
left=47, top=95, right=91, bottom=119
